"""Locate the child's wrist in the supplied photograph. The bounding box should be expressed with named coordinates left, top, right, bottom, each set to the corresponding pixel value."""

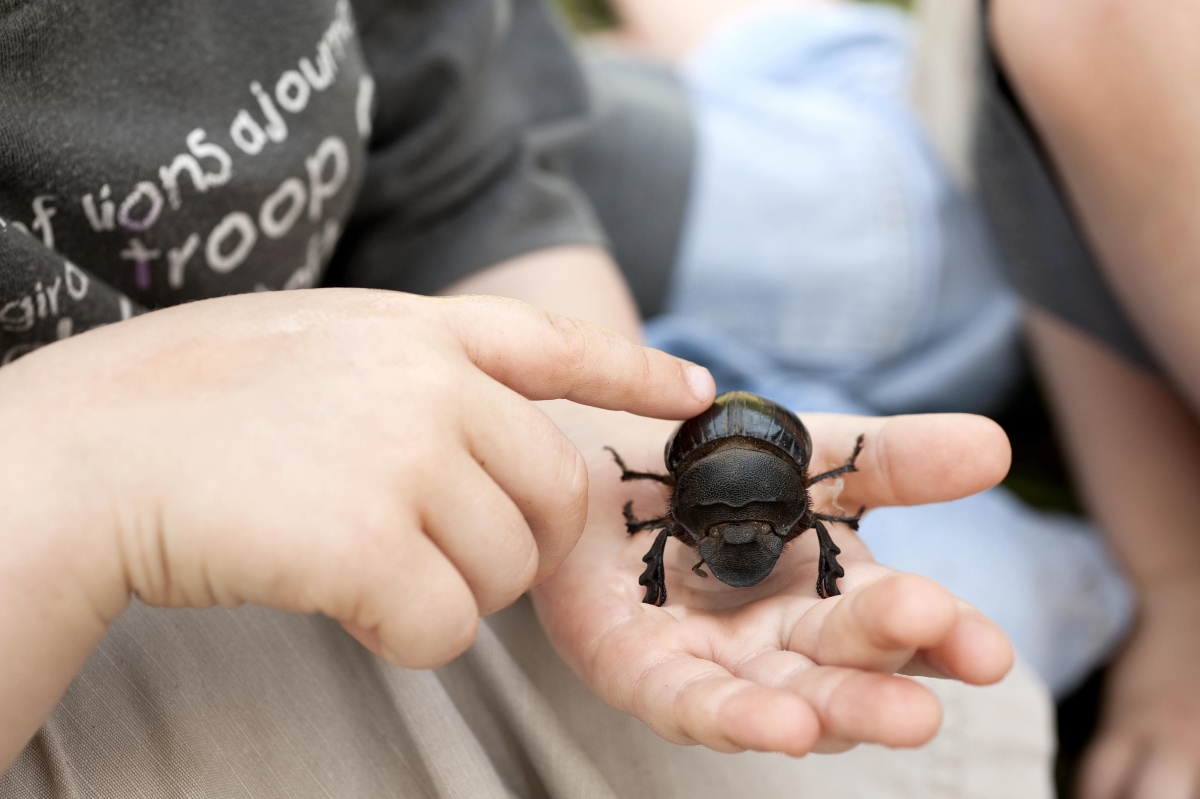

left=0, top=368, right=129, bottom=625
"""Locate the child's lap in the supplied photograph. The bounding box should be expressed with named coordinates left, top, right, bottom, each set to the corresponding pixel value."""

left=1, top=597, right=1054, bottom=798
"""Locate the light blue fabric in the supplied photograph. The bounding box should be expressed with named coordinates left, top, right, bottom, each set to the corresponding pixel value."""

left=644, top=2, right=1133, bottom=697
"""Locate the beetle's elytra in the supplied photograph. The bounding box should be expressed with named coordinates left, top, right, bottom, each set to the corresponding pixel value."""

left=607, top=391, right=865, bottom=606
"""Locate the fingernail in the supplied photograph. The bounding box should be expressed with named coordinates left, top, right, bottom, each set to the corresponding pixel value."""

left=686, top=363, right=715, bottom=404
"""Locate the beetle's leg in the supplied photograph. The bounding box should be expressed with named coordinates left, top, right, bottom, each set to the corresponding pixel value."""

left=605, top=446, right=673, bottom=485
left=622, top=501, right=670, bottom=535
left=814, top=506, right=866, bottom=532
left=809, top=434, right=866, bottom=484
left=691, top=559, right=709, bottom=578
left=813, top=520, right=845, bottom=599
left=639, top=527, right=672, bottom=606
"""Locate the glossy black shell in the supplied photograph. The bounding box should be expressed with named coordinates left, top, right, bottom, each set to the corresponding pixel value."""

left=664, top=391, right=813, bottom=477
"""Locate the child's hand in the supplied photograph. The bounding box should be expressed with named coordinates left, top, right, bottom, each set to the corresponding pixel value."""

left=1078, top=582, right=1200, bottom=799
left=532, top=408, right=1014, bottom=755
left=0, top=288, right=713, bottom=766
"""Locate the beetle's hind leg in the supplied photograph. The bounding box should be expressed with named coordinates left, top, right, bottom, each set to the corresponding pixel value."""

left=813, top=521, right=846, bottom=599
left=814, top=506, right=866, bottom=532
left=810, top=434, right=865, bottom=484
left=605, top=446, right=673, bottom=484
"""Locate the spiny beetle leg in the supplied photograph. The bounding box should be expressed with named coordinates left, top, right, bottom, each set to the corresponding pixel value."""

left=810, top=434, right=866, bottom=484
left=813, top=521, right=845, bottom=599
left=814, top=505, right=867, bottom=532
left=605, top=446, right=673, bottom=484
left=622, top=501, right=669, bottom=535
left=639, top=527, right=672, bottom=606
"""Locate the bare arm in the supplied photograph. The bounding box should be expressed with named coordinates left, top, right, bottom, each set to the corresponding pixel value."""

left=992, top=0, right=1200, bottom=414
left=1026, top=308, right=1200, bottom=799
left=990, top=3, right=1200, bottom=792
left=1026, top=308, right=1200, bottom=593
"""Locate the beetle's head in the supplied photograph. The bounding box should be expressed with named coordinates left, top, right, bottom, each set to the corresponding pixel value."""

left=698, top=521, right=784, bottom=587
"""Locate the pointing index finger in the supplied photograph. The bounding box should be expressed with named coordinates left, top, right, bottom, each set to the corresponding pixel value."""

left=439, top=295, right=715, bottom=419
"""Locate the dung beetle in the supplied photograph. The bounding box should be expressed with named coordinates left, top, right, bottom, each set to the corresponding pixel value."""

left=606, top=391, right=865, bottom=606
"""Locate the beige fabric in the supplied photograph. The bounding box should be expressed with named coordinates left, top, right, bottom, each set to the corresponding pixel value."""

left=1, top=597, right=1054, bottom=798
left=910, top=0, right=984, bottom=191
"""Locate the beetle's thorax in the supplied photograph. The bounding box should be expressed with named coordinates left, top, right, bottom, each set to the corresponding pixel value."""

left=670, top=443, right=810, bottom=587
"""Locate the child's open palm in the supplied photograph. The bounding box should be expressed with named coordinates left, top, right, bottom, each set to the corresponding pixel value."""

left=533, top=408, right=1015, bottom=755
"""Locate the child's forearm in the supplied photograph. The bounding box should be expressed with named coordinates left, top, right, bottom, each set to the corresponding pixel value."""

left=1026, top=308, right=1200, bottom=594
left=0, top=379, right=128, bottom=769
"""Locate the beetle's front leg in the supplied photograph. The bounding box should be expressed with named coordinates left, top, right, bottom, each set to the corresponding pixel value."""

left=631, top=521, right=689, bottom=606
left=622, top=501, right=670, bottom=534
left=605, top=446, right=673, bottom=485
left=813, top=520, right=845, bottom=599
left=639, top=527, right=672, bottom=606
left=809, top=434, right=865, bottom=484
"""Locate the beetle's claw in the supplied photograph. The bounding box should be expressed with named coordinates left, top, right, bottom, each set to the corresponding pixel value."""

left=814, top=521, right=845, bottom=599
left=849, top=434, right=865, bottom=467
left=810, top=433, right=868, bottom=485
left=691, top=560, right=708, bottom=578
left=639, top=528, right=671, bottom=606
left=813, top=505, right=866, bottom=532
left=622, top=501, right=637, bottom=535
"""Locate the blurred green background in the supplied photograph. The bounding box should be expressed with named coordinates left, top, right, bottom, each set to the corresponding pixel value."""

left=552, top=0, right=913, bottom=33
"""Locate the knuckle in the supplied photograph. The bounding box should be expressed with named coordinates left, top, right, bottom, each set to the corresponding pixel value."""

left=533, top=443, right=588, bottom=577
left=389, top=575, right=480, bottom=669
left=561, top=442, right=589, bottom=517
left=635, top=345, right=654, bottom=391
left=872, top=427, right=899, bottom=506
left=548, top=313, right=594, bottom=385
left=483, top=521, right=540, bottom=611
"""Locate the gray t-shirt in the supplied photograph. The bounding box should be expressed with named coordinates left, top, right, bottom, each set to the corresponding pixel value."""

left=0, top=0, right=602, bottom=364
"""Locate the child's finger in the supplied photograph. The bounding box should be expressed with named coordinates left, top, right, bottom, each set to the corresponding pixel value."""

left=436, top=294, right=715, bottom=419
left=418, top=452, right=539, bottom=616
left=783, top=565, right=1013, bottom=687
left=460, top=378, right=591, bottom=580
left=916, top=605, right=1014, bottom=686
left=734, top=650, right=943, bottom=748
left=787, top=573, right=960, bottom=674
left=624, top=655, right=821, bottom=756
left=800, top=413, right=1011, bottom=510
left=336, top=520, right=482, bottom=670
left=1078, top=733, right=1142, bottom=799
left=1126, top=745, right=1197, bottom=799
